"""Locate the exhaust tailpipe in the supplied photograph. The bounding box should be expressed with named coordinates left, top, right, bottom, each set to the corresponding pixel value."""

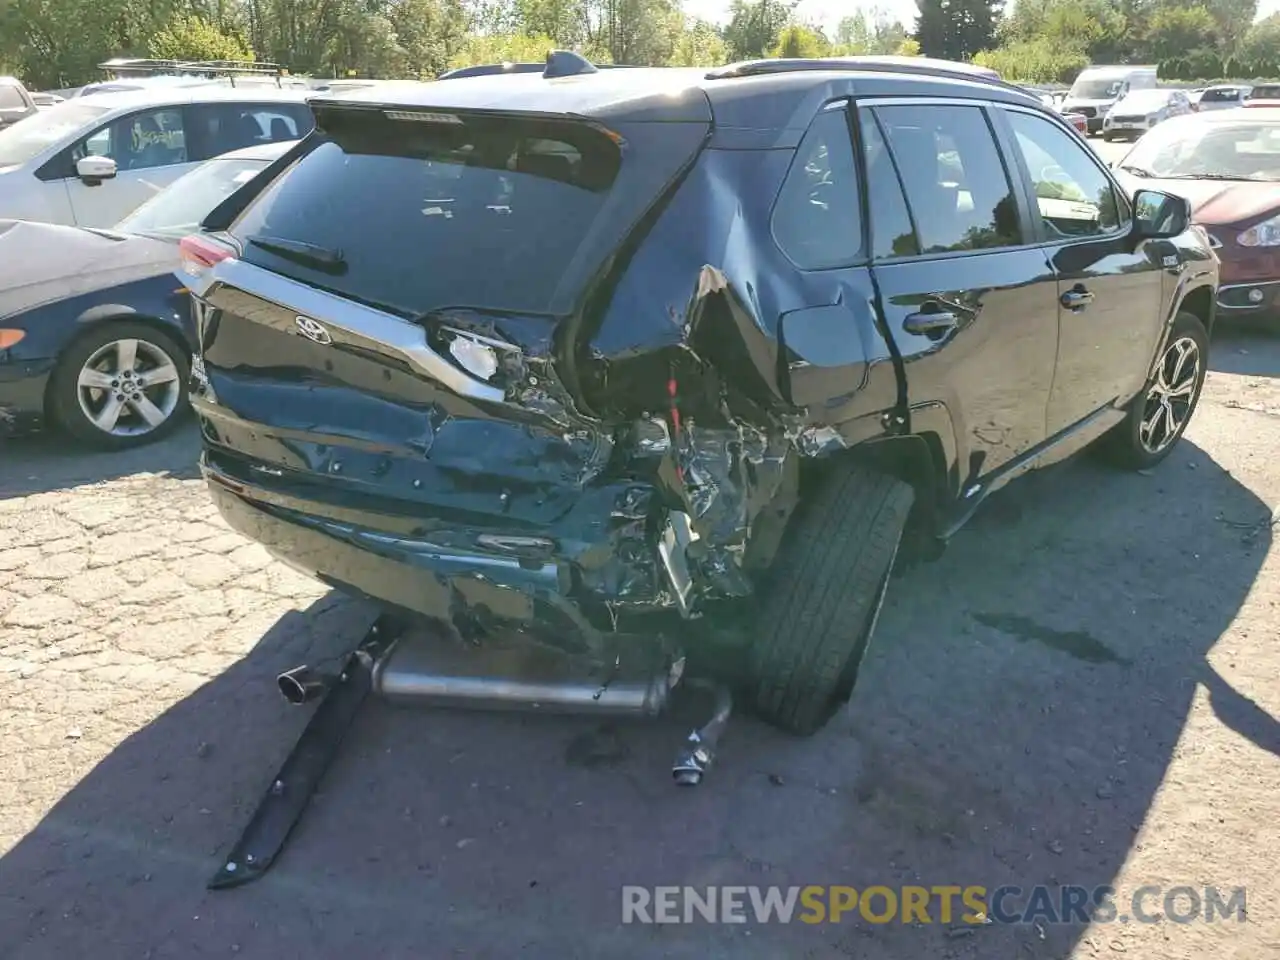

left=371, top=635, right=678, bottom=717
left=277, top=665, right=332, bottom=705
left=672, top=679, right=733, bottom=786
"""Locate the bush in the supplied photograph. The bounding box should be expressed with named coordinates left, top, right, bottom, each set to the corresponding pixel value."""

left=974, top=38, right=1089, bottom=84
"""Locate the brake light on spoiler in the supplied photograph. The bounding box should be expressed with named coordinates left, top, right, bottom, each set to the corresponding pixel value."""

left=179, top=234, right=236, bottom=282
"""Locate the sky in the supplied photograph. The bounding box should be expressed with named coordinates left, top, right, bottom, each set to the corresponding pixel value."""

left=681, top=0, right=1280, bottom=35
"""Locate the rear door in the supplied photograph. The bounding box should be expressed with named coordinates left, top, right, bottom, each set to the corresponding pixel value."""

left=995, top=104, right=1164, bottom=435
left=861, top=98, right=1060, bottom=490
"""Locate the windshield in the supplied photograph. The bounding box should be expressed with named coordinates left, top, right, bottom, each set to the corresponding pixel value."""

left=1113, top=91, right=1167, bottom=110
left=0, top=101, right=109, bottom=165
left=1071, top=78, right=1125, bottom=99
left=116, top=155, right=273, bottom=238
left=1119, top=117, right=1280, bottom=181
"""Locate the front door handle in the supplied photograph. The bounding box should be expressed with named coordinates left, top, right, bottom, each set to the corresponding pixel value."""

left=903, top=309, right=958, bottom=336
left=1061, top=285, right=1095, bottom=311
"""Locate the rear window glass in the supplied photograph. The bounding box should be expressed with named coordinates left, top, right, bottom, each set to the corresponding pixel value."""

left=231, top=110, right=622, bottom=317
left=1252, top=86, right=1280, bottom=99
left=1201, top=88, right=1242, bottom=102
left=0, top=84, right=27, bottom=109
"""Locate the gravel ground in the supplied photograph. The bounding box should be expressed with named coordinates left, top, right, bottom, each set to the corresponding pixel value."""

left=1, top=203, right=1278, bottom=955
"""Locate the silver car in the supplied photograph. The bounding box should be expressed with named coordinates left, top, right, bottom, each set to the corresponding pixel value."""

left=1197, top=85, right=1252, bottom=112
left=1103, top=88, right=1195, bottom=141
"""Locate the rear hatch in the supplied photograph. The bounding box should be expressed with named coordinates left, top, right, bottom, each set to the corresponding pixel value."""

left=188, top=96, right=709, bottom=591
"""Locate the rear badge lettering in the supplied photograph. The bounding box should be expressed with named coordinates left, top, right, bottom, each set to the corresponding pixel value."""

left=294, top=316, right=333, bottom=345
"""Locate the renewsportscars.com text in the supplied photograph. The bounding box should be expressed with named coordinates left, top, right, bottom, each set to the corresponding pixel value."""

left=621, top=884, right=1247, bottom=925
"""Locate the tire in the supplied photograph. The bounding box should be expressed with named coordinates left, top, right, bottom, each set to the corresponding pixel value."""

left=49, top=321, right=190, bottom=450
left=1102, top=132, right=1114, bottom=142
left=749, top=464, right=914, bottom=736
left=1102, top=311, right=1208, bottom=470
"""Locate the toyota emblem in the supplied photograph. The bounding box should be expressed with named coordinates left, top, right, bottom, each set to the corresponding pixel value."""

left=294, top=315, right=333, bottom=345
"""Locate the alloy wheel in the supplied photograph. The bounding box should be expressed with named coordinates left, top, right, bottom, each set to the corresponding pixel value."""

left=75, top=337, right=182, bottom=438
left=1139, top=335, right=1201, bottom=455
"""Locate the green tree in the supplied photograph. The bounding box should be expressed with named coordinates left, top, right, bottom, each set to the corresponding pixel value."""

left=833, top=7, right=909, bottom=55
left=149, top=14, right=253, bottom=61
left=669, top=17, right=729, bottom=66
left=723, top=0, right=796, bottom=60
left=916, top=0, right=1001, bottom=61
left=1144, top=5, right=1218, bottom=63
left=771, top=23, right=829, bottom=57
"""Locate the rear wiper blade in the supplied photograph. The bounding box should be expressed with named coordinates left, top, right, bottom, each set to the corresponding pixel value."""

left=247, top=234, right=347, bottom=273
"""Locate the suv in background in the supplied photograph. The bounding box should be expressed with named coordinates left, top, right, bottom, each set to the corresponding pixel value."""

left=0, top=86, right=313, bottom=227
left=0, top=76, right=37, bottom=131
left=180, top=55, right=1217, bottom=738
left=1196, top=84, right=1251, bottom=112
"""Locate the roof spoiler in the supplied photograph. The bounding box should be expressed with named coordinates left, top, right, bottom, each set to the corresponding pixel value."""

left=437, top=51, right=638, bottom=81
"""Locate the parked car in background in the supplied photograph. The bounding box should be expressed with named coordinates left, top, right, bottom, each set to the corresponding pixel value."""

left=1244, top=83, right=1280, bottom=108
left=0, top=139, right=294, bottom=446
left=30, top=91, right=65, bottom=109
left=1063, top=64, right=1159, bottom=135
left=1102, top=88, right=1193, bottom=140
left=179, top=55, right=1215, bottom=740
left=1114, top=109, right=1280, bottom=323
left=0, top=86, right=312, bottom=228
left=0, top=77, right=38, bottom=131
left=1196, top=84, right=1252, bottom=112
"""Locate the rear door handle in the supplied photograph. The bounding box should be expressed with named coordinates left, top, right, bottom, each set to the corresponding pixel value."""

left=1061, top=286, right=1095, bottom=310
left=903, top=310, right=958, bottom=336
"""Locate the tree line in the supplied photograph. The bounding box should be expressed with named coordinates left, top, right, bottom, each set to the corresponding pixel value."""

left=1, top=0, right=1278, bottom=92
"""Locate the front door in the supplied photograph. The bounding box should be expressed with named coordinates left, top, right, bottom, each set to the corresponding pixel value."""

left=995, top=106, right=1166, bottom=434
left=861, top=100, right=1060, bottom=488
left=65, top=105, right=200, bottom=227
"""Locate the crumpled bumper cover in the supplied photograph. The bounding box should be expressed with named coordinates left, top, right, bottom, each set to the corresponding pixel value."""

left=203, top=454, right=681, bottom=642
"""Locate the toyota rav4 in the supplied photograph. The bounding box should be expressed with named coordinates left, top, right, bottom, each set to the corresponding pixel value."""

left=178, top=54, right=1218, bottom=739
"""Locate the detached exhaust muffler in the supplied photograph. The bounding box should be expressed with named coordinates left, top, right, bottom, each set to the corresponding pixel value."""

left=370, top=635, right=678, bottom=717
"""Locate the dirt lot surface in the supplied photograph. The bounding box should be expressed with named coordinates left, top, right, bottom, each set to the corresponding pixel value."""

left=2, top=322, right=1279, bottom=960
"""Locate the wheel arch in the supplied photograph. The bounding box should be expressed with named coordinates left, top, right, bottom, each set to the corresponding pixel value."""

left=42, top=309, right=190, bottom=420
left=1176, top=282, right=1215, bottom=339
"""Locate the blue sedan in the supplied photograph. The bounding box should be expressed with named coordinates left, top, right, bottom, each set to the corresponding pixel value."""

left=0, top=138, right=294, bottom=448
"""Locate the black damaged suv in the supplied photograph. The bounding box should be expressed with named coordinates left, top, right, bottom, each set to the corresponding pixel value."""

left=180, top=54, right=1217, bottom=737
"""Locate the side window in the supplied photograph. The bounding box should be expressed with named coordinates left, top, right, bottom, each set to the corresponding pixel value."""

left=872, top=104, right=1022, bottom=253
left=771, top=105, right=863, bottom=270
left=858, top=112, right=919, bottom=258
left=186, top=103, right=309, bottom=160
left=1005, top=110, right=1123, bottom=240
left=72, top=108, right=187, bottom=172
left=0, top=85, right=26, bottom=109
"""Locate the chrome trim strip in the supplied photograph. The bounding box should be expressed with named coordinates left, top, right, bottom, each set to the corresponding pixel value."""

left=1219, top=279, right=1280, bottom=292
left=190, top=257, right=507, bottom=404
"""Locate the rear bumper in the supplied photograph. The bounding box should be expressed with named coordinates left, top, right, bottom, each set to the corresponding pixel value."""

left=202, top=452, right=685, bottom=641
left=0, top=356, right=54, bottom=436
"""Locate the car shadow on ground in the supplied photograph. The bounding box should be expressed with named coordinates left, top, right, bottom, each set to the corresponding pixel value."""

left=1210, top=325, right=1280, bottom=377
left=0, top=423, right=200, bottom=500
left=0, top=438, right=1271, bottom=959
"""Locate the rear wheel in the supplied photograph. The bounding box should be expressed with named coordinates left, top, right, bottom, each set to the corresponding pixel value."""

left=1103, top=311, right=1208, bottom=470
left=49, top=321, right=190, bottom=450
left=749, top=464, right=914, bottom=736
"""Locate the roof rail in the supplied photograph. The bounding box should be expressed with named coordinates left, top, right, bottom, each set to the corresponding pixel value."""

left=705, top=56, right=1031, bottom=97
left=97, top=58, right=290, bottom=87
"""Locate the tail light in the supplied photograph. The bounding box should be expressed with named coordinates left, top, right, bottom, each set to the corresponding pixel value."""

left=179, top=234, right=234, bottom=282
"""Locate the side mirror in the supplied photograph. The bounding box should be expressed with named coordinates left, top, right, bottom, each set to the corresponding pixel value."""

left=1133, top=189, right=1191, bottom=240
left=76, top=155, right=116, bottom=185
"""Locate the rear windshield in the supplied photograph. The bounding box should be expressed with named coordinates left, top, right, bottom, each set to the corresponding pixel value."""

left=1252, top=86, right=1280, bottom=99
left=1201, top=88, right=1243, bottom=102
left=231, top=109, right=623, bottom=317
